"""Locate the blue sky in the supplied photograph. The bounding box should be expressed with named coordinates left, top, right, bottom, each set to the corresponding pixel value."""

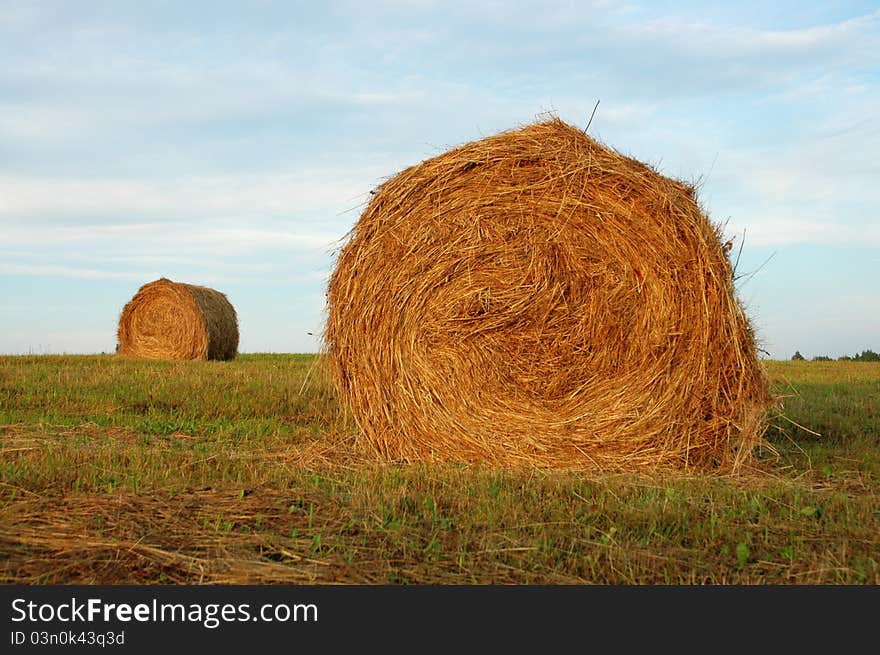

left=1, top=1, right=878, bottom=359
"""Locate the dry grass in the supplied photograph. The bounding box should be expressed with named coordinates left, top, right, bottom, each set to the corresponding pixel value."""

left=117, top=278, right=239, bottom=361
left=324, top=118, right=773, bottom=471
left=0, top=489, right=351, bottom=584
left=0, top=355, right=877, bottom=585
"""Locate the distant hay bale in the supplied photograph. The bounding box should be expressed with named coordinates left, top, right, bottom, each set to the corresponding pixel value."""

left=324, top=118, right=774, bottom=471
left=117, top=277, right=239, bottom=361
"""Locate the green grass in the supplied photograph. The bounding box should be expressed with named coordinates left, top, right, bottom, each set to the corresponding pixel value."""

left=1, top=355, right=877, bottom=584
left=762, top=361, right=880, bottom=480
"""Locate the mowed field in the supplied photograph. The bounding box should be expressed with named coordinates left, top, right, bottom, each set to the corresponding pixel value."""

left=0, top=354, right=877, bottom=584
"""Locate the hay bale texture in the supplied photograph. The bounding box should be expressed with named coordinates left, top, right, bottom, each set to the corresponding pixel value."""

left=117, top=278, right=239, bottom=361
left=324, top=118, right=773, bottom=470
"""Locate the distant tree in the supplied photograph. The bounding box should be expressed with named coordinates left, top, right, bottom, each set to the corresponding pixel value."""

left=812, top=355, right=832, bottom=362
left=791, top=350, right=805, bottom=361
left=838, top=354, right=853, bottom=361
left=855, top=349, right=880, bottom=362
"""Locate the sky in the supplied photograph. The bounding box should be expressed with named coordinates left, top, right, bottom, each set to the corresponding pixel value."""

left=1, top=1, right=878, bottom=360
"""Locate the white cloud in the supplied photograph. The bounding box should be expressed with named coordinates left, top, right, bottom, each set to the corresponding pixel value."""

left=726, top=218, right=880, bottom=247
left=2, top=221, right=344, bottom=253
left=0, top=105, right=97, bottom=142
left=0, top=263, right=153, bottom=281
left=628, top=10, right=880, bottom=59
left=201, top=227, right=343, bottom=250
left=0, top=168, right=380, bottom=220
left=351, top=91, right=422, bottom=105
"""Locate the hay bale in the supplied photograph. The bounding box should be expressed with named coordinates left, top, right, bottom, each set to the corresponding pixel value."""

left=324, top=118, right=773, bottom=471
left=117, top=277, right=239, bottom=361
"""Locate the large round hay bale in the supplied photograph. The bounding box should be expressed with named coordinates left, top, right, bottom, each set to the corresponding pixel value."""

left=117, top=277, right=239, bottom=361
left=324, top=118, right=773, bottom=470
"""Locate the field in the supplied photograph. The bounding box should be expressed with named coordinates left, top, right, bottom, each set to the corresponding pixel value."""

left=1, top=355, right=877, bottom=584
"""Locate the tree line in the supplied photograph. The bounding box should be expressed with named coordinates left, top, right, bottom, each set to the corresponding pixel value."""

left=791, top=349, right=880, bottom=362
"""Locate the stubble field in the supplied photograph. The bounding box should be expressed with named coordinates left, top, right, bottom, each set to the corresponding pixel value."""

left=1, top=355, right=877, bottom=584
